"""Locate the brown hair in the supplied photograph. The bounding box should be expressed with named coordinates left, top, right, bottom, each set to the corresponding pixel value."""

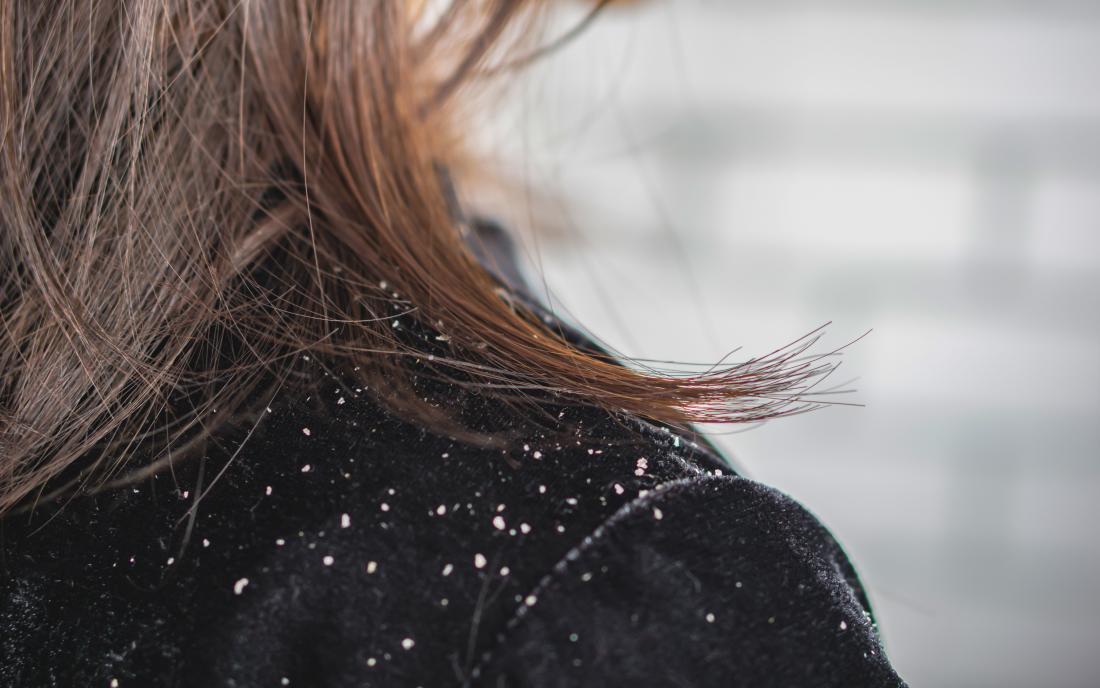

left=0, top=0, right=836, bottom=514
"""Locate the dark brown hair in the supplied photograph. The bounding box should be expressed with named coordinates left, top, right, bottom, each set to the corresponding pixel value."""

left=0, top=0, right=836, bottom=514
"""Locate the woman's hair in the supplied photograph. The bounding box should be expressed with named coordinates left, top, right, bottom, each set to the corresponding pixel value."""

left=0, top=0, right=835, bottom=514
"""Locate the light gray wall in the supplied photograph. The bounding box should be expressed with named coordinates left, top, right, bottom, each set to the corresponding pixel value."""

left=479, top=2, right=1100, bottom=686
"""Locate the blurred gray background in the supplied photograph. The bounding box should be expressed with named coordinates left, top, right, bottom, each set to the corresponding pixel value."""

left=475, top=1, right=1100, bottom=686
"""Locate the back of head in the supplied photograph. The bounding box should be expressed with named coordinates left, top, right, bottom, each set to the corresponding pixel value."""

left=0, top=0, right=827, bottom=514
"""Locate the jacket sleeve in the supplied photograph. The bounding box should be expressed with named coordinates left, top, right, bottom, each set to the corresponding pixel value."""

left=473, top=475, right=907, bottom=687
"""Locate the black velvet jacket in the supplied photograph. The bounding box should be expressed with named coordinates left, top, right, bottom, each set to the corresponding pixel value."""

left=0, top=231, right=906, bottom=685
left=0, top=374, right=906, bottom=685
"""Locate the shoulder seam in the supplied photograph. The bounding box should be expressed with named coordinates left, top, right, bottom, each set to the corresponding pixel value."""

left=465, top=473, right=740, bottom=684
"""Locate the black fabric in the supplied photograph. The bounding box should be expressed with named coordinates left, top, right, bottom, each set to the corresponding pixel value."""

left=0, top=241, right=906, bottom=686
left=0, top=370, right=905, bottom=687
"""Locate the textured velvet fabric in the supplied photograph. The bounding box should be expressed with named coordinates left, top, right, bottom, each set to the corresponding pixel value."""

left=0, top=224, right=906, bottom=686
left=0, top=368, right=906, bottom=686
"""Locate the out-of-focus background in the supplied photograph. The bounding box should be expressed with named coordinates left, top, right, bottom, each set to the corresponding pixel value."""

left=474, top=2, right=1100, bottom=687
